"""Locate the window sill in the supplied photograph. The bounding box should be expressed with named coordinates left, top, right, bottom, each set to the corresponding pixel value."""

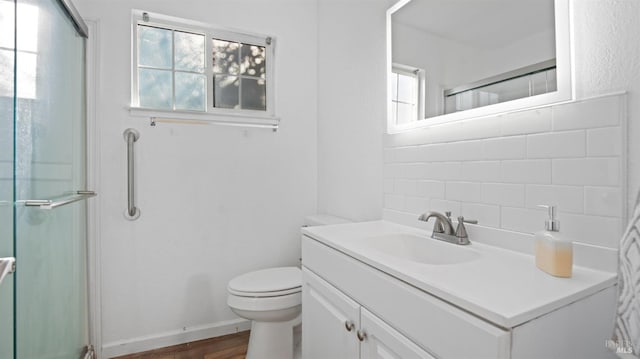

left=128, top=107, right=280, bottom=130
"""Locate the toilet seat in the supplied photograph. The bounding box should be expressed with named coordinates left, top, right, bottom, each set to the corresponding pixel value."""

left=228, top=267, right=301, bottom=298
left=229, top=286, right=301, bottom=297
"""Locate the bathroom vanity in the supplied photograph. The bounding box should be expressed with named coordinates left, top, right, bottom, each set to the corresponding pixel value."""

left=301, top=221, right=617, bottom=359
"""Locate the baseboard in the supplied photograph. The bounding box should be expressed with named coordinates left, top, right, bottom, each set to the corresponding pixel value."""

left=101, top=318, right=251, bottom=358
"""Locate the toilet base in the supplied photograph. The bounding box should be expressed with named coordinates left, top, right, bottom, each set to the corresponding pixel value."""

left=246, top=314, right=301, bottom=359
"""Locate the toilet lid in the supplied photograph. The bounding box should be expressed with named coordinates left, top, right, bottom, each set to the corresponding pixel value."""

left=228, top=267, right=301, bottom=297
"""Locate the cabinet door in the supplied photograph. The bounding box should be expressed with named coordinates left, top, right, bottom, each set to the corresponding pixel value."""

left=361, top=308, right=435, bottom=359
left=302, top=267, right=360, bottom=359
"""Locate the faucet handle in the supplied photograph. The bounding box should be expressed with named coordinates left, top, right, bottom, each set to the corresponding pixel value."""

left=455, top=216, right=478, bottom=239
left=445, top=211, right=452, bottom=219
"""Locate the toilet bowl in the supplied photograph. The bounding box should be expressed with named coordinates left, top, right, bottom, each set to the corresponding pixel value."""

left=227, top=267, right=302, bottom=359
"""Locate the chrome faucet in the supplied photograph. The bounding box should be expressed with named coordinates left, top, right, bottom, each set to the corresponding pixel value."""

left=418, top=211, right=477, bottom=245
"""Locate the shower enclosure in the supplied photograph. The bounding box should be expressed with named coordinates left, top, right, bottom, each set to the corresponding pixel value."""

left=0, top=0, right=93, bottom=358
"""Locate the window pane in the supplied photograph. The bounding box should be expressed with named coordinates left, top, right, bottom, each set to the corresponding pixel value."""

left=138, top=68, right=172, bottom=109
left=175, top=72, right=205, bottom=111
left=175, top=31, right=205, bottom=73
left=240, top=44, right=265, bottom=78
left=241, top=78, right=266, bottom=111
left=546, top=68, right=557, bottom=91
left=213, top=75, right=239, bottom=109
left=212, top=39, right=239, bottom=75
left=397, top=73, right=415, bottom=104
left=483, top=76, right=530, bottom=103
left=396, top=102, right=416, bottom=125
left=138, top=25, right=172, bottom=69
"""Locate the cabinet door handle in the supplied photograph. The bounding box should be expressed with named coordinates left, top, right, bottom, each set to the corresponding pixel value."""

left=344, top=320, right=355, bottom=332
left=356, top=329, right=367, bottom=342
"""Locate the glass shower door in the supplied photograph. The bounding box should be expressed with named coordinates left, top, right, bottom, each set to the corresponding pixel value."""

left=12, top=0, right=89, bottom=358
left=0, top=0, right=16, bottom=358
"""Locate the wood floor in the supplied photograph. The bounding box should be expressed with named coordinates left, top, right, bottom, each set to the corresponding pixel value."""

left=113, top=331, right=250, bottom=359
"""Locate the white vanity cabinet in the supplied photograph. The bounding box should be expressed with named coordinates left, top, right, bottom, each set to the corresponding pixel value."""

left=302, top=267, right=360, bottom=359
left=302, top=235, right=510, bottom=359
left=301, top=230, right=618, bottom=359
left=302, top=267, right=434, bottom=359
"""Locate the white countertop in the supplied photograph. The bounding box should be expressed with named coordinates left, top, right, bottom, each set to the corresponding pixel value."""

left=302, top=220, right=617, bottom=328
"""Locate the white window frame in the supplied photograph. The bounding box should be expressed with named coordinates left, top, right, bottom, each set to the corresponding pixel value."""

left=130, top=10, right=277, bottom=125
left=391, top=63, right=425, bottom=124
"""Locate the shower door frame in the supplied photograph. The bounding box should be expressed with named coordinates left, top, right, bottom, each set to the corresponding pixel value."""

left=84, top=18, right=102, bottom=359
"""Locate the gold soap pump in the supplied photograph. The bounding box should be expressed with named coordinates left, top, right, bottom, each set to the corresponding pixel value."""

left=534, top=205, right=573, bottom=278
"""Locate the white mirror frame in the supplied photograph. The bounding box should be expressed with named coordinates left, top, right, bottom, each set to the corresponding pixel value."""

left=386, top=0, right=574, bottom=134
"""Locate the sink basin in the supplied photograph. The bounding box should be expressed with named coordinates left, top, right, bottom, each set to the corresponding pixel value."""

left=361, top=233, right=481, bottom=265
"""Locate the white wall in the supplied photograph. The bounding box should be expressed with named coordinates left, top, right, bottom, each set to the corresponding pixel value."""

left=77, top=0, right=318, bottom=356
left=316, top=0, right=387, bottom=221
left=572, top=0, right=640, bottom=213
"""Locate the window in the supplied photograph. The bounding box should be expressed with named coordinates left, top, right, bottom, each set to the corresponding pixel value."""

left=443, top=61, right=557, bottom=114
left=0, top=0, right=38, bottom=99
left=390, top=64, right=424, bottom=125
left=131, top=10, right=275, bottom=120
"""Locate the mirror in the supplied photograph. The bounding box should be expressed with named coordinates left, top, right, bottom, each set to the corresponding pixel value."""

left=387, top=0, right=572, bottom=132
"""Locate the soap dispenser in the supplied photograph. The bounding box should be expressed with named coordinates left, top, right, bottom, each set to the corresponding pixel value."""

left=535, top=205, right=573, bottom=278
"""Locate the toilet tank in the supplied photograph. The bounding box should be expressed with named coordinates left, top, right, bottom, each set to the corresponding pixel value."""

left=303, top=214, right=351, bottom=227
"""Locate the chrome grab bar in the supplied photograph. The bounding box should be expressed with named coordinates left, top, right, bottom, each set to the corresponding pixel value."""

left=23, top=190, right=97, bottom=209
left=0, top=257, right=16, bottom=287
left=124, top=128, right=140, bottom=220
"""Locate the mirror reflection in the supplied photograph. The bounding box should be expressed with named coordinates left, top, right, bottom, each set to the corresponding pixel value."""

left=391, top=0, right=556, bottom=125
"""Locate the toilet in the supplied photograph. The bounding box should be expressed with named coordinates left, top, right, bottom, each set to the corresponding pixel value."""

left=227, top=214, right=350, bottom=359
left=228, top=267, right=302, bottom=359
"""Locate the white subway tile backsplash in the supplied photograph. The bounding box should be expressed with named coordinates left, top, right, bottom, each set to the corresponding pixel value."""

left=587, top=127, right=622, bottom=157
left=482, top=136, right=526, bottom=160
left=405, top=196, right=428, bottom=215
left=421, top=121, right=463, bottom=144
left=416, top=180, right=445, bottom=198
left=384, top=179, right=394, bottom=194
left=501, top=160, right=551, bottom=184
left=461, top=203, right=500, bottom=228
left=394, top=146, right=419, bottom=162
left=430, top=199, right=461, bottom=215
left=500, top=108, right=552, bottom=136
left=552, top=158, right=620, bottom=186
left=445, top=182, right=482, bottom=202
left=394, top=179, right=417, bottom=195
left=418, top=144, right=445, bottom=162
left=426, top=162, right=462, bottom=181
left=383, top=164, right=402, bottom=178
left=383, top=94, right=625, bottom=256
left=384, top=194, right=405, bottom=212
left=584, top=186, right=622, bottom=217
left=402, top=163, right=428, bottom=179
left=526, top=131, right=585, bottom=158
left=482, top=183, right=526, bottom=207
left=501, top=207, right=548, bottom=234
left=457, top=116, right=503, bottom=140
left=461, top=161, right=501, bottom=182
left=560, top=212, right=622, bottom=248
left=383, top=148, right=394, bottom=163
left=447, top=141, right=485, bottom=161
left=552, top=95, right=620, bottom=130
left=525, top=185, right=584, bottom=213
